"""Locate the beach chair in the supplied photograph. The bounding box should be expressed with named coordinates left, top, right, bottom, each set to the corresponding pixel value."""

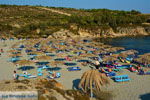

left=138, top=70, right=150, bottom=75
left=113, top=75, right=130, bottom=82
left=145, top=71, right=150, bottom=75
left=56, top=72, right=61, bottom=78
left=38, top=73, right=43, bottom=76
left=112, top=68, right=121, bottom=72
left=107, top=72, right=116, bottom=77
left=125, top=60, right=131, bottom=64
left=37, top=68, right=43, bottom=72
left=67, top=67, right=81, bottom=71
left=42, top=65, right=50, bottom=69
left=28, top=75, right=37, bottom=78
left=19, top=74, right=32, bottom=79
left=116, top=65, right=132, bottom=69
left=47, top=72, right=61, bottom=79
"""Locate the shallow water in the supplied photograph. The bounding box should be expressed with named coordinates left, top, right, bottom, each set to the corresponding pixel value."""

left=99, top=36, right=150, bottom=55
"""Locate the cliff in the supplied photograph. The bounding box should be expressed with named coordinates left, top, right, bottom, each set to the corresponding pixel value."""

left=52, top=25, right=150, bottom=38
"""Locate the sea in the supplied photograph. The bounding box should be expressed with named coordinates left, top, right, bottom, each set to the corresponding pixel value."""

left=99, top=36, right=150, bottom=55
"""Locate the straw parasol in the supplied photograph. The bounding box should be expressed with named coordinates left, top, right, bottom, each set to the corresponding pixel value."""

left=135, top=53, right=150, bottom=64
left=9, top=53, right=22, bottom=57
left=36, top=55, right=52, bottom=61
left=15, top=60, right=34, bottom=66
left=46, top=48, right=57, bottom=53
left=79, top=69, right=109, bottom=98
left=49, top=61, right=64, bottom=67
left=119, top=50, right=138, bottom=58
left=8, top=50, right=20, bottom=53
left=105, top=47, right=125, bottom=53
left=28, top=51, right=44, bottom=56
left=103, top=56, right=118, bottom=62
left=83, top=53, right=97, bottom=58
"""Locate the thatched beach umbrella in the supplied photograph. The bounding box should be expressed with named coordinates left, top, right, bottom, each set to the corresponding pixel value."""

left=84, top=53, right=97, bottom=58
left=103, top=56, right=118, bottom=62
left=28, top=51, right=44, bottom=56
left=15, top=60, right=34, bottom=66
left=49, top=61, right=64, bottom=67
left=36, top=55, right=52, bottom=61
left=8, top=50, right=21, bottom=53
left=105, top=47, right=125, bottom=53
left=79, top=69, right=109, bottom=98
left=119, top=50, right=138, bottom=58
left=46, top=48, right=57, bottom=53
left=135, top=53, right=150, bottom=64
left=9, top=53, right=22, bottom=57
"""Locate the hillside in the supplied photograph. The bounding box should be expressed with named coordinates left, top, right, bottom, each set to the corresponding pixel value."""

left=0, top=5, right=150, bottom=38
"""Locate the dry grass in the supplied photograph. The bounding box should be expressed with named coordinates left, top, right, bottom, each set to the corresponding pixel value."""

left=94, top=91, right=114, bottom=100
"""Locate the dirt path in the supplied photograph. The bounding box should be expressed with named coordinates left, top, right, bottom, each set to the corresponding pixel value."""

left=37, top=7, right=71, bottom=16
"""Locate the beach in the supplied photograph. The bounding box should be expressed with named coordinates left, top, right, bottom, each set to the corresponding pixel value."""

left=0, top=38, right=150, bottom=100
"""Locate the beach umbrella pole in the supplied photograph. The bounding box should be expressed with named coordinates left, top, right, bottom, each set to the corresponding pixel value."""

left=90, top=86, right=93, bottom=99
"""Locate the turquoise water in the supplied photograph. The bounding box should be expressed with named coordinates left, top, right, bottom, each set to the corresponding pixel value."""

left=99, top=36, right=150, bottom=55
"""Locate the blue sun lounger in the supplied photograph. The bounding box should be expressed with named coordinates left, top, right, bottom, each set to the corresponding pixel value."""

left=56, top=72, right=61, bottom=78
left=38, top=73, right=43, bottom=76
left=113, top=75, right=130, bottom=82
left=19, top=74, right=36, bottom=79
left=116, top=65, right=132, bottom=69
left=67, top=67, right=81, bottom=71
left=8, top=58, right=20, bottom=62
left=107, top=72, right=116, bottom=77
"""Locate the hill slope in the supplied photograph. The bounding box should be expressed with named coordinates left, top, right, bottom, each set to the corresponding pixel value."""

left=0, top=5, right=150, bottom=38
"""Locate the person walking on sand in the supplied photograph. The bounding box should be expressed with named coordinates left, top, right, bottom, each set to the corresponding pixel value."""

left=13, top=70, right=19, bottom=80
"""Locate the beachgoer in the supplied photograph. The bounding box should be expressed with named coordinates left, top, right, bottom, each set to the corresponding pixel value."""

left=101, top=68, right=105, bottom=73
left=13, top=70, right=19, bottom=80
left=108, top=68, right=112, bottom=72
left=95, top=60, right=100, bottom=69
left=137, top=65, right=142, bottom=71
left=130, top=67, right=137, bottom=72
left=51, top=71, right=56, bottom=78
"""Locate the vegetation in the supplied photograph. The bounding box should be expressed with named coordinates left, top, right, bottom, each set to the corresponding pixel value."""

left=0, top=5, right=149, bottom=38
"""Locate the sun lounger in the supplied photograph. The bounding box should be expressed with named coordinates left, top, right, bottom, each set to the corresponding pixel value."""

left=67, top=67, right=81, bottom=71
left=116, top=65, right=132, bottom=69
left=8, top=58, right=20, bottom=62
left=42, top=65, right=50, bottom=69
left=19, top=74, right=36, bottom=79
left=28, top=75, right=37, bottom=78
left=113, top=75, right=130, bottom=82
left=56, top=72, right=61, bottom=78
left=106, top=72, right=116, bottom=77
left=112, top=68, right=121, bottom=72
left=38, top=73, right=43, bottom=76
left=106, top=64, right=115, bottom=68
left=138, top=70, right=150, bottom=75
left=46, top=72, right=61, bottom=79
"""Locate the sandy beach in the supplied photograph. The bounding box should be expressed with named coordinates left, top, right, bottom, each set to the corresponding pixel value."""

left=0, top=38, right=150, bottom=100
